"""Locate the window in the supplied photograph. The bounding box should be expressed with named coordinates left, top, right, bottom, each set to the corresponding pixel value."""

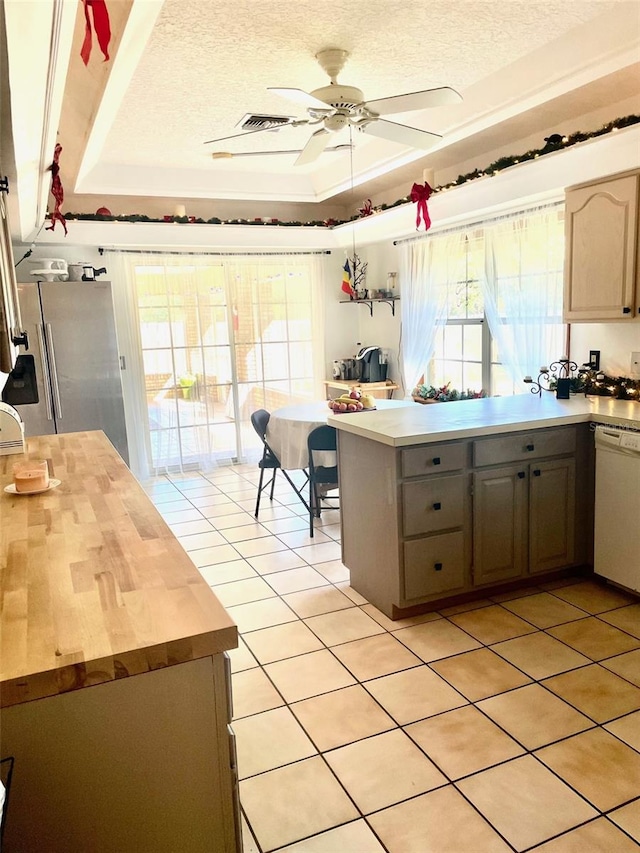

left=427, top=207, right=566, bottom=396
left=119, top=253, right=323, bottom=473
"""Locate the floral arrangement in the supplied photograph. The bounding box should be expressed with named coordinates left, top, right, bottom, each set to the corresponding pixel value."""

left=412, top=382, right=487, bottom=403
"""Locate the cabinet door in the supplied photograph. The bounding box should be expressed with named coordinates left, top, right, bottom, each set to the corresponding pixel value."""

left=564, top=173, right=639, bottom=321
left=529, top=457, right=576, bottom=574
left=473, top=465, right=528, bottom=585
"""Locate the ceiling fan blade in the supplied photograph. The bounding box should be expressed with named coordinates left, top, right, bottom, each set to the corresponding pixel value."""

left=268, top=87, right=331, bottom=110
left=203, top=124, right=293, bottom=145
left=364, top=86, right=462, bottom=116
left=361, top=119, right=442, bottom=150
left=211, top=144, right=352, bottom=159
left=295, top=129, right=331, bottom=166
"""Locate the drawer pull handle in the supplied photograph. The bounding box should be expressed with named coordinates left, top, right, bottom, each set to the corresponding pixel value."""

left=526, top=444, right=535, bottom=452
left=433, top=456, right=441, bottom=465
left=434, top=562, right=443, bottom=571
left=623, top=307, right=631, bottom=314
left=517, top=471, right=526, bottom=479
left=533, top=469, right=541, bottom=476
left=433, top=502, right=442, bottom=510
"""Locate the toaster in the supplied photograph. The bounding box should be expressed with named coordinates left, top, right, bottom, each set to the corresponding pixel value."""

left=0, top=402, right=26, bottom=455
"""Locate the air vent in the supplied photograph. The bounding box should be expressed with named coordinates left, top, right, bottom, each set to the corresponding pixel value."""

left=237, top=114, right=294, bottom=131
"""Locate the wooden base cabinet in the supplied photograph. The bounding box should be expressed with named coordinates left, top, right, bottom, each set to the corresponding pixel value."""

left=473, top=465, right=528, bottom=585
left=473, top=457, right=576, bottom=586
left=339, top=424, right=589, bottom=619
left=529, top=457, right=576, bottom=573
left=0, top=655, right=241, bottom=853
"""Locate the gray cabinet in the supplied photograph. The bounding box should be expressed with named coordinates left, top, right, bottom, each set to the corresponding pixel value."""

left=529, top=457, right=576, bottom=574
left=339, top=422, right=589, bottom=620
left=399, top=442, right=471, bottom=605
left=473, top=465, right=528, bottom=585
left=472, top=429, right=577, bottom=585
left=473, top=457, right=576, bottom=585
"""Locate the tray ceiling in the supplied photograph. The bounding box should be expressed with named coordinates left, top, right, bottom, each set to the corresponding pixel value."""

left=3, top=0, right=640, bottom=233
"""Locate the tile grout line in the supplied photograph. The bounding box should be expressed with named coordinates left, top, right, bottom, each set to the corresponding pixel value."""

left=144, top=471, right=640, bottom=852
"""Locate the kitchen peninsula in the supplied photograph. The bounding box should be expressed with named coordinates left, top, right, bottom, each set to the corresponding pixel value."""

left=333, top=394, right=639, bottom=619
left=0, top=432, right=240, bottom=853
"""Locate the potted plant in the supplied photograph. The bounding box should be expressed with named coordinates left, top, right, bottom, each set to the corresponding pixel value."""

left=178, top=373, right=197, bottom=400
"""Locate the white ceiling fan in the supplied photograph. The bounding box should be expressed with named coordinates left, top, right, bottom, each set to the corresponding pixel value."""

left=204, top=48, right=462, bottom=166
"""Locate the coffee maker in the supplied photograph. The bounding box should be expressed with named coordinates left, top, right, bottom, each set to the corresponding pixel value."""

left=355, top=346, right=387, bottom=382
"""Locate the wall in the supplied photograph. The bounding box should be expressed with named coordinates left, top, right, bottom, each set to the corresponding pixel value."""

left=357, top=226, right=640, bottom=395
left=569, top=323, right=640, bottom=377
left=12, top=125, right=640, bottom=396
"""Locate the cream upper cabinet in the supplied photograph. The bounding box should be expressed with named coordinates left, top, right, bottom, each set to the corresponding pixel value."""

left=564, top=172, right=639, bottom=321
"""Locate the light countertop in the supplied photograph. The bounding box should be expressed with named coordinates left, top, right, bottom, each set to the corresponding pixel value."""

left=329, top=394, right=640, bottom=446
left=0, top=431, right=237, bottom=708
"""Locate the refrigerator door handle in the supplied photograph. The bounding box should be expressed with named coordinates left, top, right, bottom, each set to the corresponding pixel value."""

left=37, top=324, right=54, bottom=421
left=44, top=323, right=63, bottom=420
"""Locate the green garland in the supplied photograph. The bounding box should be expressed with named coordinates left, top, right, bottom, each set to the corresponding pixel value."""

left=60, top=114, right=639, bottom=229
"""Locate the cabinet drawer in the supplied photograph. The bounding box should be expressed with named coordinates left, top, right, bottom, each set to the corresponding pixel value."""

left=402, top=475, right=465, bottom=536
left=403, top=531, right=465, bottom=600
left=474, top=427, right=576, bottom=467
left=401, top=442, right=467, bottom=477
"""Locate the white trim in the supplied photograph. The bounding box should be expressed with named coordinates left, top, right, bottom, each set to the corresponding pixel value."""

left=23, top=125, right=640, bottom=251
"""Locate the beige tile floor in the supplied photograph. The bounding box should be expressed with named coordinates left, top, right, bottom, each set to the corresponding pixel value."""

left=145, top=465, right=640, bottom=853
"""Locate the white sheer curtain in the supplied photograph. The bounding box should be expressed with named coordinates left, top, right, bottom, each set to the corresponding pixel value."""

left=104, top=250, right=154, bottom=480
left=104, top=250, right=325, bottom=480
left=399, top=231, right=466, bottom=394
left=482, top=208, right=566, bottom=389
left=223, top=253, right=326, bottom=403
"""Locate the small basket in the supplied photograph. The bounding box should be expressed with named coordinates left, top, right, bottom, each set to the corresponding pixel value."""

left=412, top=396, right=441, bottom=404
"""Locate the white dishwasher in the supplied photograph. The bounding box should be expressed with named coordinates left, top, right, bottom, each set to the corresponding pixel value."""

left=594, top=425, right=640, bottom=593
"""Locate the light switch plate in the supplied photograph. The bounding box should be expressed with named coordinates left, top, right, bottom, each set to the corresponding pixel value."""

left=631, top=351, right=640, bottom=376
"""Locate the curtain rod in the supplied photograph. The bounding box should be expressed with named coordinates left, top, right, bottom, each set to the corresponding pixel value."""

left=393, top=200, right=563, bottom=246
left=99, top=247, right=331, bottom=257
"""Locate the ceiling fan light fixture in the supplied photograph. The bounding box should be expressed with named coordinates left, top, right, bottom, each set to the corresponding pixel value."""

left=309, top=84, right=364, bottom=110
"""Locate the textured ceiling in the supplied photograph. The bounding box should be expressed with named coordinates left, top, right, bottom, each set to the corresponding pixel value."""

left=103, top=0, right=622, bottom=168
left=44, top=0, right=640, bottom=211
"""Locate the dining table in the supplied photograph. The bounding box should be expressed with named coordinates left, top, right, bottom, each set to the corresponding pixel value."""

left=266, top=398, right=412, bottom=470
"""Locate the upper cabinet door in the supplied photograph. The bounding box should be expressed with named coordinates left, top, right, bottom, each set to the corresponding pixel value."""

left=564, top=172, right=639, bottom=321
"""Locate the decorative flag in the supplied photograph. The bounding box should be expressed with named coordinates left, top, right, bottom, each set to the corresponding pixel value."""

left=80, top=0, right=112, bottom=66
left=341, top=258, right=355, bottom=298
left=410, top=181, right=433, bottom=231
left=45, top=143, right=67, bottom=236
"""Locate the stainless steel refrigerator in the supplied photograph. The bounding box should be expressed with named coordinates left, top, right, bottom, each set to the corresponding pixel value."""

left=15, top=280, right=129, bottom=464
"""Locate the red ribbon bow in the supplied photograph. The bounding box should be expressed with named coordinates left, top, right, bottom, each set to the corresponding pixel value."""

left=410, top=182, right=432, bottom=231
left=45, top=144, right=67, bottom=236
left=80, top=0, right=112, bottom=66
left=359, top=199, right=373, bottom=217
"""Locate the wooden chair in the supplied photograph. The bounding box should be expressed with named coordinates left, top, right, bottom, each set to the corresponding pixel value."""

left=307, top=425, right=339, bottom=537
left=250, top=410, right=308, bottom=518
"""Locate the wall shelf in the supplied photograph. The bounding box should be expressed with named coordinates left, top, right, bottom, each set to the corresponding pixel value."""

left=340, top=296, right=400, bottom=317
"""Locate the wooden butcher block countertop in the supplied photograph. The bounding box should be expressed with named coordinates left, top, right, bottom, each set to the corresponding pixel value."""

left=0, top=431, right=237, bottom=709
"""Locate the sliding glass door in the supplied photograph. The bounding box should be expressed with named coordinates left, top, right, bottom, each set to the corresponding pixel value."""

left=129, top=254, right=323, bottom=472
